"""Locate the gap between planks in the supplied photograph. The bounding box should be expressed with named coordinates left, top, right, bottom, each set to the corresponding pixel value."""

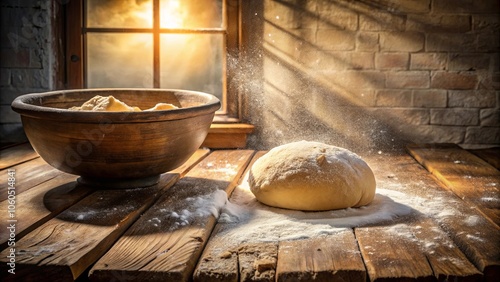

left=88, top=150, right=255, bottom=282
left=0, top=174, right=180, bottom=281
left=195, top=151, right=366, bottom=282
left=0, top=173, right=88, bottom=248
left=0, top=148, right=211, bottom=281
left=367, top=151, right=499, bottom=281
left=0, top=142, right=39, bottom=170
left=407, top=143, right=500, bottom=227
left=196, top=150, right=499, bottom=282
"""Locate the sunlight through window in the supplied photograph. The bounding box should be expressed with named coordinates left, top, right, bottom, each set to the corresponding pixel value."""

left=84, top=0, right=225, bottom=105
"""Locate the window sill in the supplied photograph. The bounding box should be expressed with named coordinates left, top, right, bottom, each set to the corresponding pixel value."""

left=202, top=122, right=255, bottom=149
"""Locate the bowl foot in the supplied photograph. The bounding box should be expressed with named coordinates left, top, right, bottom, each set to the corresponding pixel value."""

left=77, top=175, right=160, bottom=189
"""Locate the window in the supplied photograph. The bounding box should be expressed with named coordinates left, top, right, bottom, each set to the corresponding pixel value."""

left=65, top=0, right=240, bottom=118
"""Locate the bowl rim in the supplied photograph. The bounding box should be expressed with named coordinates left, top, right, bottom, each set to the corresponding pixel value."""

left=11, top=88, right=221, bottom=123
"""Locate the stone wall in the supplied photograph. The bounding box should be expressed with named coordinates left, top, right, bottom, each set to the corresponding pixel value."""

left=0, top=0, right=56, bottom=144
left=1, top=0, right=499, bottom=151
left=241, top=0, right=500, bottom=151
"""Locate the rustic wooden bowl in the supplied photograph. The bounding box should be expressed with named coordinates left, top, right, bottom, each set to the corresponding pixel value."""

left=11, top=88, right=220, bottom=188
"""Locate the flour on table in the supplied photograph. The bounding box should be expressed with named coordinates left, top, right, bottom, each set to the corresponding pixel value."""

left=160, top=189, right=228, bottom=230
left=146, top=164, right=488, bottom=248
left=212, top=168, right=489, bottom=246
left=215, top=174, right=418, bottom=245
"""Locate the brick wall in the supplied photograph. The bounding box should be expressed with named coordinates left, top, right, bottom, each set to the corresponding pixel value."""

left=0, top=0, right=55, bottom=144
left=242, top=0, right=500, bottom=151
left=1, top=0, right=499, bottom=150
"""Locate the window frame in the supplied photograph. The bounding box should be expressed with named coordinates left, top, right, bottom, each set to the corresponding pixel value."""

left=64, top=0, right=241, bottom=120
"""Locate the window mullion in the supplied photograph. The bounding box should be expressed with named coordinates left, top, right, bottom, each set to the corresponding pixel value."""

left=153, top=0, right=160, bottom=88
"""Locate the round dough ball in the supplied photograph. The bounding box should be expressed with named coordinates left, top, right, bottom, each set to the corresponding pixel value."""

left=248, top=141, right=376, bottom=211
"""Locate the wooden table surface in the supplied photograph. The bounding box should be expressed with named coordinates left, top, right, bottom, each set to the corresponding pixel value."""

left=0, top=143, right=498, bottom=282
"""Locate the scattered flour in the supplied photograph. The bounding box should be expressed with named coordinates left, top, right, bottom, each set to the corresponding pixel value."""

left=481, top=196, right=499, bottom=203
left=210, top=171, right=492, bottom=247
left=163, top=189, right=228, bottom=229
left=32, top=243, right=71, bottom=256
left=150, top=171, right=490, bottom=251
left=465, top=233, right=485, bottom=242
left=464, top=215, right=482, bottom=226
left=214, top=176, right=423, bottom=245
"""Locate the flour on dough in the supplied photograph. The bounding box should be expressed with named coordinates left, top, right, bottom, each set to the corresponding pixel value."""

left=248, top=141, right=376, bottom=211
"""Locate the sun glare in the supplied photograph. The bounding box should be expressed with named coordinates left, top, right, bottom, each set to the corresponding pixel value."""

left=86, top=0, right=223, bottom=98
left=134, top=0, right=184, bottom=28
left=160, top=0, right=183, bottom=28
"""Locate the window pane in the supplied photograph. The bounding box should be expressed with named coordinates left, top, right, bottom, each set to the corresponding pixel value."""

left=87, top=33, right=153, bottom=88
left=160, top=0, right=223, bottom=28
left=160, top=34, right=223, bottom=100
left=86, top=0, right=153, bottom=28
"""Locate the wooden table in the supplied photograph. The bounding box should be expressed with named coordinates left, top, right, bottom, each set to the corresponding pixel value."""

left=0, top=143, right=498, bottom=281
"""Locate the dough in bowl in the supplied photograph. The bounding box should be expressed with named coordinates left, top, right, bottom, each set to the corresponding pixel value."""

left=248, top=141, right=376, bottom=211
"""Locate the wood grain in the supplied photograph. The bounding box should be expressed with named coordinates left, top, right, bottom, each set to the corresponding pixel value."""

left=1, top=145, right=498, bottom=281
left=194, top=230, right=280, bottom=282
left=356, top=225, right=435, bottom=282
left=367, top=151, right=500, bottom=281
left=357, top=217, right=483, bottom=282
left=407, top=143, right=500, bottom=226
left=469, top=147, right=500, bottom=170
left=202, top=123, right=255, bottom=149
left=0, top=157, right=61, bottom=201
left=170, top=148, right=210, bottom=177
left=193, top=151, right=266, bottom=282
left=0, top=173, right=179, bottom=281
left=239, top=242, right=277, bottom=282
left=0, top=172, right=89, bottom=248
left=89, top=150, right=255, bottom=282
left=0, top=142, right=39, bottom=169
left=277, top=232, right=365, bottom=282
left=411, top=218, right=482, bottom=281
left=193, top=224, right=239, bottom=282
left=65, top=0, right=83, bottom=89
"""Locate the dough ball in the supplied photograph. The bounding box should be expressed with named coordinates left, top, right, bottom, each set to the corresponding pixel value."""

left=70, top=95, right=141, bottom=112
left=248, top=141, right=376, bottom=211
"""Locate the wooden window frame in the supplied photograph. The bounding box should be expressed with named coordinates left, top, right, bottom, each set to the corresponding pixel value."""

left=64, top=0, right=242, bottom=122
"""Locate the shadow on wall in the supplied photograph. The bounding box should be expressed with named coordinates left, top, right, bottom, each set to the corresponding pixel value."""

left=255, top=47, right=405, bottom=153
left=240, top=0, right=403, bottom=153
left=240, top=0, right=499, bottom=152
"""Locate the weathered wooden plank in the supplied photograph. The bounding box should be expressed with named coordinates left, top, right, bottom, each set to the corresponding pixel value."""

left=196, top=150, right=367, bottom=282
left=411, top=218, right=482, bottom=281
left=277, top=232, right=366, bottom=282
left=202, top=123, right=255, bottom=149
left=407, top=143, right=500, bottom=226
left=0, top=173, right=179, bottom=281
left=89, top=150, right=255, bottom=282
left=0, top=157, right=61, bottom=202
left=357, top=217, right=482, bottom=282
left=239, top=243, right=277, bottom=281
left=469, top=147, right=500, bottom=170
left=193, top=224, right=239, bottom=282
left=239, top=242, right=278, bottom=282
left=0, top=172, right=90, bottom=248
left=356, top=225, right=435, bottom=282
left=0, top=148, right=207, bottom=249
left=170, top=148, right=210, bottom=177
left=0, top=142, right=39, bottom=170
left=366, top=151, right=500, bottom=281
left=193, top=151, right=265, bottom=282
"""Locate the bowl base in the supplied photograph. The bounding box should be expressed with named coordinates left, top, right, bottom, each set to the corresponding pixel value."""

left=77, top=175, right=160, bottom=189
